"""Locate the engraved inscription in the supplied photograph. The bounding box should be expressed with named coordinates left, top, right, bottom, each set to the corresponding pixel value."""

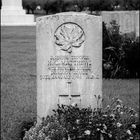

left=40, top=56, right=99, bottom=80
left=54, top=23, right=85, bottom=53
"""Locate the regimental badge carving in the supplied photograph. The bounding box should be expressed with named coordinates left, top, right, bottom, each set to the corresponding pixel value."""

left=54, top=23, right=85, bottom=53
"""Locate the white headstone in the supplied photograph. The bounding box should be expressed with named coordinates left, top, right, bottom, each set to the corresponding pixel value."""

left=1, top=0, right=35, bottom=26
left=135, top=11, right=139, bottom=37
left=36, top=12, right=102, bottom=120
left=101, top=11, right=137, bottom=35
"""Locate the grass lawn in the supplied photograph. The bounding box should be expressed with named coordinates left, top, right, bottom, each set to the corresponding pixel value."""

left=1, top=26, right=139, bottom=140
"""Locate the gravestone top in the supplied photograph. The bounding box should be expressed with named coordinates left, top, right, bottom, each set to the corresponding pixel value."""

left=38, top=12, right=92, bottom=17
left=37, top=12, right=100, bottom=23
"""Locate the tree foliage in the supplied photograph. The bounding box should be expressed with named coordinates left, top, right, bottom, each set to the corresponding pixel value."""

left=103, top=21, right=140, bottom=78
left=22, top=0, right=139, bottom=14
left=0, top=0, right=1, bottom=9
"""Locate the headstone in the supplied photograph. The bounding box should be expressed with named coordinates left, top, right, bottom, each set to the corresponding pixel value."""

left=37, top=12, right=102, bottom=120
left=1, top=0, right=35, bottom=26
left=120, top=11, right=135, bottom=34
left=135, top=11, right=139, bottom=37
left=101, top=11, right=136, bottom=34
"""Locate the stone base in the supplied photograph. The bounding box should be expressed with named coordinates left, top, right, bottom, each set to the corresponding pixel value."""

left=1, top=9, right=36, bottom=26
left=1, top=14, right=36, bottom=26
left=1, top=8, right=26, bottom=15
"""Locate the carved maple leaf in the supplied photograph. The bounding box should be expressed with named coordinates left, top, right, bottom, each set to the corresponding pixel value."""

left=54, top=23, right=85, bottom=53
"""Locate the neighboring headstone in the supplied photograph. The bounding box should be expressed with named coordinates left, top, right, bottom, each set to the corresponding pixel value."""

left=120, top=11, right=136, bottom=34
left=37, top=12, right=102, bottom=120
left=135, top=11, right=139, bottom=37
left=101, top=11, right=137, bottom=35
left=1, top=0, right=35, bottom=26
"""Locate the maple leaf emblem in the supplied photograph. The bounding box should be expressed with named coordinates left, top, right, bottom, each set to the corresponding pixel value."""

left=54, top=23, right=85, bottom=53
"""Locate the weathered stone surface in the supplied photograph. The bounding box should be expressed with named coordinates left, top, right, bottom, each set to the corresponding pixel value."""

left=37, top=12, right=102, bottom=119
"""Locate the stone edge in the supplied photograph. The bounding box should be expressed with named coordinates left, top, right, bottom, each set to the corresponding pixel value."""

left=36, top=12, right=102, bottom=24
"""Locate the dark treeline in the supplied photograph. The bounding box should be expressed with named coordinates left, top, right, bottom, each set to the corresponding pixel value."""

left=0, top=0, right=139, bottom=13
left=21, top=0, right=140, bottom=14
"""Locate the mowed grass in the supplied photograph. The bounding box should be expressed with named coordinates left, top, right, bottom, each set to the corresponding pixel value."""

left=1, top=27, right=139, bottom=140
left=103, top=79, right=139, bottom=112
left=1, top=26, right=36, bottom=140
